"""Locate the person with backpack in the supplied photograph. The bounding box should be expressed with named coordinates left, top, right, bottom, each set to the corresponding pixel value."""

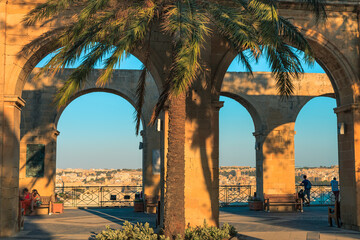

left=331, top=177, right=339, bottom=201
left=301, top=175, right=312, bottom=206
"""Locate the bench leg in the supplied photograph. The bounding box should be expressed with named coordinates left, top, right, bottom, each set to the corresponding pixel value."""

left=336, top=217, right=341, bottom=228
left=328, top=216, right=333, bottom=227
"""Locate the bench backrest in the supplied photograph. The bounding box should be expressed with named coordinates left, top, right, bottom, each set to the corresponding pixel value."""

left=145, top=195, right=159, bottom=204
left=40, top=196, right=52, bottom=205
left=264, top=194, right=297, bottom=202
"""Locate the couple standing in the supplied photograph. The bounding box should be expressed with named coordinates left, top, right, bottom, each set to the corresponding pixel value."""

left=300, top=175, right=339, bottom=205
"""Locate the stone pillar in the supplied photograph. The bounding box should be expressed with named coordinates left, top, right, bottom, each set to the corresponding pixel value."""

left=334, top=104, right=360, bottom=231
left=255, top=123, right=296, bottom=208
left=163, top=90, right=221, bottom=237
left=141, top=126, right=161, bottom=204
left=19, top=128, right=59, bottom=200
left=0, top=96, right=25, bottom=237
left=254, top=131, right=264, bottom=198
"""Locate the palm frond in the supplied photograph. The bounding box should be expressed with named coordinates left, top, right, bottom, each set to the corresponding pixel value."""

left=24, top=0, right=327, bottom=132
left=21, top=27, right=65, bottom=56
left=23, top=0, right=80, bottom=25
left=278, top=16, right=315, bottom=65
left=162, top=0, right=209, bottom=95
left=264, top=44, right=304, bottom=97
left=150, top=77, right=173, bottom=126
left=298, top=0, right=327, bottom=22
left=135, top=67, right=147, bottom=135
left=205, top=0, right=260, bottom=73
left=55, top=43, right=112, bottom=107
left=149, top=0, right=211, bottom=123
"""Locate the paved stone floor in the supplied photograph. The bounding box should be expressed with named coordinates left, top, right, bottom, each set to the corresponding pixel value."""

left=220, top=207, right=360, bottom=240
left=2, top=206, right=360, bottom=240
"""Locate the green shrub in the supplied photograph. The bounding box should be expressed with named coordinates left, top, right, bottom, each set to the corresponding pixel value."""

left=176, top=222, right=237, bottom=240
left=95, top=221, right=168, bottom=240
left=94, top=221, right=236, bottom=240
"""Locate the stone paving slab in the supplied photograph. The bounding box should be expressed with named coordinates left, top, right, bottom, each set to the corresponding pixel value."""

left=221, top=206, right=360, bottom=240
left=2, top=208, right=156, bottom=240
left=1, top=206, right=360, bottom=240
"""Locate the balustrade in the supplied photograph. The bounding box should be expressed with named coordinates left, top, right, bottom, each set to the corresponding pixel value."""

left=55, top=185, right=338, bottom=207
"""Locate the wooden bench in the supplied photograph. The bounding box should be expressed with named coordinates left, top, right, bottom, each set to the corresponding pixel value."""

left=144, top=195, right=159, bottom=214
left=100, top=200, right=133, bottom=207
left=328, top=200, right=341, bottom=227
left=36, top=196, right=53, bottom=215
left=264, top=194, right=303, bottom=212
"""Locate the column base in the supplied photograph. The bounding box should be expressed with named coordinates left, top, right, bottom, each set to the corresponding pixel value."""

left=342, top=224, right=360, bottom=232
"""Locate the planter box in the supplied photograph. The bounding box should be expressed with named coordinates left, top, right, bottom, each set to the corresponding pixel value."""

left=52, top=203, right=64, bottom=214
left=248, top=201, right=263, bottom=211
left=134, top=201, right=144, bottom=212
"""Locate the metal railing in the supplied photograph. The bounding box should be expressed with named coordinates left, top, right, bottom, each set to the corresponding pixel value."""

left=295, top=185, right=338, bottom=205
left=55, top=184, right=337, bottom=207
left=219, top=185, right=254, bottom=206
left=55, top=186, right=142, bottom=207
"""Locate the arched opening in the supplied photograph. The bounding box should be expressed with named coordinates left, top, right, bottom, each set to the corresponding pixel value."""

left=218, top=44, right=338, bottom=207
left=19, top=48, right=161, bottom=212
left=56, top=92, right=143, bottom=170
left=55, top=91, right=144, bottom=207
left=295, top=96, right=338, bottom=204
left=219, top=95, right=256, bottom=206
left=219, top=96, right=255, bottom=169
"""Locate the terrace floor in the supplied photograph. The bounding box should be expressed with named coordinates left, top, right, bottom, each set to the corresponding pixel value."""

left=3, top=206, right=360, bottom=240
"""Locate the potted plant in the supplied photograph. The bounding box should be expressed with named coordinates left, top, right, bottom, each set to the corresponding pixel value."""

left=248, top=196, right=263, bottom=211
left=52, top=200, right=64, bottom=214
left=133, top=192, right=144, bottom=212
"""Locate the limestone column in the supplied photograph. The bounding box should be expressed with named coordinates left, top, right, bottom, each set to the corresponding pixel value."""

left=255, top=123, right=296, bottom=204
left=141, top=126, right=161, bottom=204
left=253, top=131, right=264, bottom=198
left=0, top=96, right=25, bottom=237
left=163, top=89, right=221, bottom=237
left=334, top=104, right=360, bottom=231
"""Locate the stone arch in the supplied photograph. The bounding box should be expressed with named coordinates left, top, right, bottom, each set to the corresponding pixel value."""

left=301, top=28, right=358, bottom=106
left=212, top=29, right=358, bottom=107
left=7, top=40, right=164, bottom=98
left=293, top=95, right=338, bottom=173
left=19, top=69, right=161, bottom=200
left=21, top=68, right=159, bottom=137
left=54, top=87, right=145, bottom=129
left=212, top=28, right=357, bottom=206
left=293, top=93, right=336, bottom=123
left=220, top=91, right=262, bottom=133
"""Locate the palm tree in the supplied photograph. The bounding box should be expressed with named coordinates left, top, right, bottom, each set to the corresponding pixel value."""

left=23, top=0, right=326, bottom=134
left=24, top=1, right=327, bottom=237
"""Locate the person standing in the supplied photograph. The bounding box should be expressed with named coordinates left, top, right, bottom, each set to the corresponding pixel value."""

left=301, top=175, right=312, bottom=205
left=331, top=177, right=339, bottom=201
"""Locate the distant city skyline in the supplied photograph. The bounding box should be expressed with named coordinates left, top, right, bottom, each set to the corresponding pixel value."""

left=37, top=51, right=337, bottom=169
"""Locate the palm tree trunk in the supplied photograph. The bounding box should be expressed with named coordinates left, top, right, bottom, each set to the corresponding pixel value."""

left=163, top=92, right=186, bottom=237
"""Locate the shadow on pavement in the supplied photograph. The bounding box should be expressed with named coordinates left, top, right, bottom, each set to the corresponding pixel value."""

left=220, top=206, right=360, bottom=239
left=2, top=215, right=53, bottom=240
left=79, top=208, right=156, bottom=227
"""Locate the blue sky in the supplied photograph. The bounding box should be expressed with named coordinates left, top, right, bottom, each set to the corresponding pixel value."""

left=37, top=51, right=337, bottom=169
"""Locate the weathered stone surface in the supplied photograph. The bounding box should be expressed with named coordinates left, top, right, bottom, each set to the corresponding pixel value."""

left=0, top=0, right=359, bottom=237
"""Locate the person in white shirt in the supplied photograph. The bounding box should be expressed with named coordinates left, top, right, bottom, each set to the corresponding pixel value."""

left=331, top=177, right=339, bottom=201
